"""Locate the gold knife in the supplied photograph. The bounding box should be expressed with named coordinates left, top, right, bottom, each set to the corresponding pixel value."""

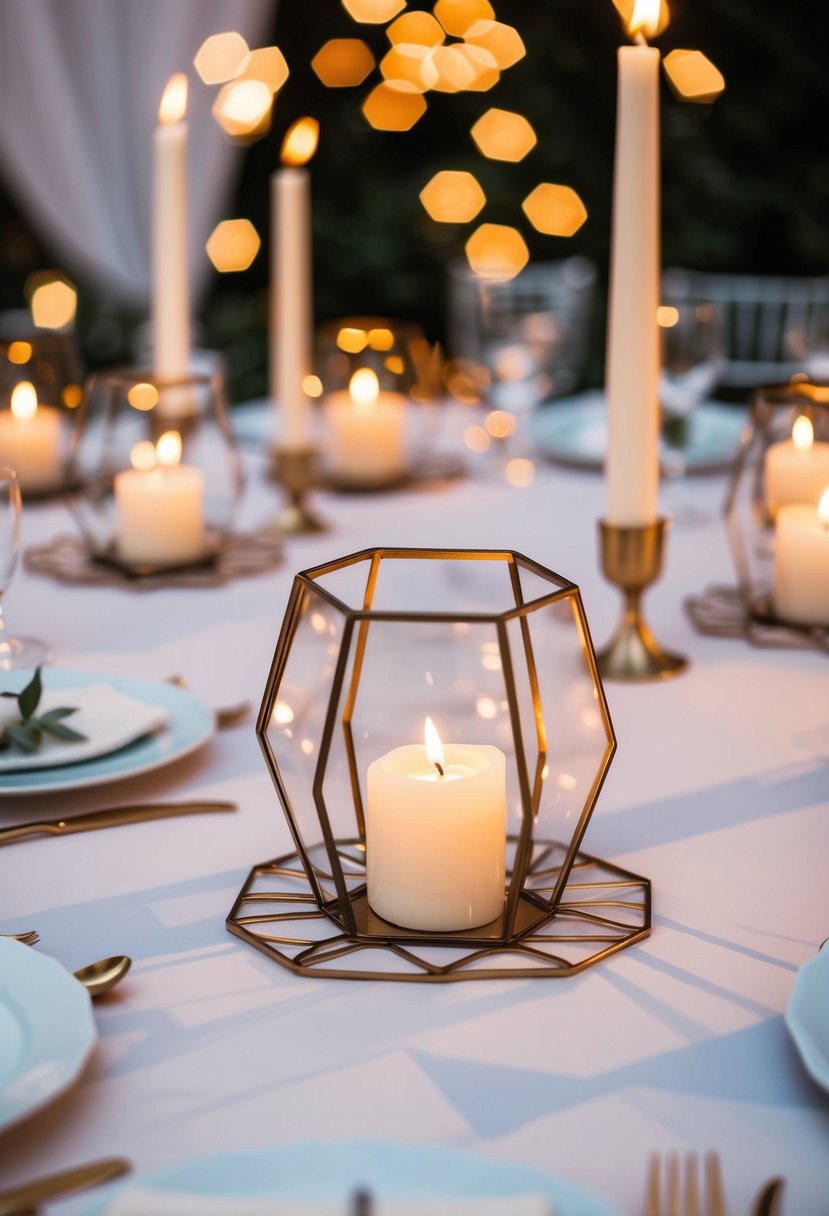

left=0, top=1156, right=130, bottom=1215
left=0, top=800, right=237, bottom=846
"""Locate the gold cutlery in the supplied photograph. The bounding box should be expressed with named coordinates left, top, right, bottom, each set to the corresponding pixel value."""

left=74, top=954, right=132, bottom=997
left=0, top=800, right=236, bottom=846
left=0, top=1157, right=130, bottom=1215
left=0, top=931, right=39, bottom=945
left=646, top=1151, right=726, bottom=1216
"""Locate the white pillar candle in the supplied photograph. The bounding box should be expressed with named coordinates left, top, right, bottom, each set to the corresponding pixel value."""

left=270, top=119, right=318, bottom=450
left=773, top=490, right=829, bottom=626
left=764, top=415, right=829, bottom=516
left=366, top=718, right=506, bottom=932
left=0, top=381, right=63, bottom=493
left=152, top=74, right=190, bottom=388
left=114, top=430, right=204, bottom=568
left=322, top=368, right=407, bottom=487
left=605, top=8, right=662, bottom=526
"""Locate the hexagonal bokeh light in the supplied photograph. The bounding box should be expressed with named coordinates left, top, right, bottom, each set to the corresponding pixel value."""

left=387, top=11, right=444, bottom=45
left=212, top=79, right=273, bottom=138
left=427, top=44, right=477, bottom=92
left=420, top=170, right=486, bottom=223
left=363, top=81, right=427, bottom=131
left=663, top=49, right=725, bottom=103
left=381, top=45, right=433, bottom=92
left=434, top=0, right=494, bottom=37
left=29, top=276, right=77, bottom=329
left=522, top=184, right=588, bottom=237
left=206, top=219, right=261, bottom=272
left=456, top=43, right=500, bottom=91
left=464, top=20, right=525, bottom=69
left=465, top=223, right=529, bottom=280
left=233, top=46, right=289, bottom=93
left=471, top=108, right=536, bottom=162
left=342, top=0, right=406, bottom=23
left=194, top=31, right=250, bottom=85
left=312, top=38, right=375, bottom=87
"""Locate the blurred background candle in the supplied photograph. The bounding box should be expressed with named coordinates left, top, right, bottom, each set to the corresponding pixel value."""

left=153, top=74, right=190, bottom=387
left=764, top=415, right=829, bottom=515
left=773, top=487, right=829, bottom=626
left=605, top=0, right=663, bottom=526
left=322, top=368, right=406, bottom=488
left=270, top=117, right=318, bottom=450
left=114, top=430, right=204, bottom=567
left=366, top=717, right=506, bottom=932
left=0, top=380, right=63, bottom=494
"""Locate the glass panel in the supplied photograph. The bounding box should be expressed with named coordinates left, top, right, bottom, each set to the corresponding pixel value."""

left=367, top=552, right=515, bottom=616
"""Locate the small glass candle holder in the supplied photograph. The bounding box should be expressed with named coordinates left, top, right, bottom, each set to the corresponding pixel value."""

left=0, top=332, right=85, bottom=499
left=725, top=379, right=829, bottom=629
left=68, top=368, right=244, bottom=575
left=314, top=317, right=441, bottom=490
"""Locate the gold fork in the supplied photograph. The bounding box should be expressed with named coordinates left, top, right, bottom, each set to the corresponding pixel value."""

left=646, top=1152, right=726, bottom=1216
left=1, top=931, right=39, bottom=945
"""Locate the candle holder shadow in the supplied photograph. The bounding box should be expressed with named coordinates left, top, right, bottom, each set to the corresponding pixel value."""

left=227, top=546, right=651, bottom=981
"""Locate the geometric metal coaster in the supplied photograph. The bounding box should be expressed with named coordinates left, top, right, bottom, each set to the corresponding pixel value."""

left=227, top=843, right=651, bottom=982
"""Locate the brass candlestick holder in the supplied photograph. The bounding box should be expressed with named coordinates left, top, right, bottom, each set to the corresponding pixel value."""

left=597, top=518, right=688, bottom=681
left=272, top=445, right=327, bottom=535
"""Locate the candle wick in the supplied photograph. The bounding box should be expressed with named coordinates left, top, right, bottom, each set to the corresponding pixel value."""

left=434, top=761, right=444, bottom=777
left=633, top=30, right=648, bottom=46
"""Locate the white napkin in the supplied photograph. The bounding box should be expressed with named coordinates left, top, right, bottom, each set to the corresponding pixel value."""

left=106, top=1191, right=553, bottom=1216
left=0, top=683, right=169, bottom=772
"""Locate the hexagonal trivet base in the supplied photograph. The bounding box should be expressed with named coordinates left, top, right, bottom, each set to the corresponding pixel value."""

left=227, top=844, right=651, bottom=982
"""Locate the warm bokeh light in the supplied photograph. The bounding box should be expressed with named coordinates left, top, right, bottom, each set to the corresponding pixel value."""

left=485, top=409, right=517, bottom=439
left=281, top=117, right=320, bottom=165
left=612, top=0, right=670, bottom=38
left=385, top=354, right=404, bottom=374
left=130, top=440, right=157, bottom=472
left=426, top=44, right=477, bottom=92
left=10, top=381, right=37, bottom=420
left=368, top=327, right=395, bottom=350
left=342, top=0, right=406, bottom=23
left=381, top=44, right=433, bottom=92
left=819, top=487, right=829, bottom=526
left=447, top=358, right=489, bottom=404
left=157, top=430, right=182, bottom=468
left=206, top=219, right=261, bottom=272
left=505, top=457, right=535, bottom=487
left=387, top=11, right=444, bottom=45
left=657, top=305, right=680, bottom=328
left=127, top=382, right=160, bottom=412
left=62, top=384, right=83, bottom=409
left=212, top=79, right=273, bottom=139
left=337, top=326, right=369, bottom=353
left=420, top=170, right=485, bottom=223
left=233, top=46, right=289, bottom=93
left=455, top=43, right=500, bottom=91
left=311, top=38, right=375, bottom=87
left=350, top=367, right=380, bottom=405
left=193, top=32, right=249, bottom=84
left=522, top=183, right=587, bottom=237
left=7, top=341, right=32, bottom=365
left=465, top=223, right=529, bottom=280
left=464, top=424, right=490, bottom=452
left=272, top=699, right=294, bottom=725
left=363, top=81, right=427, bottom=131
left=663, top=49, right=725, bottom=103
left=792, top=415, right=814, bottom=453
left=434, top=0, right=494, bottom=37
left=158, top=73, right=188, bottom=124
left=302, top=374, right=324, bottom=397
left=471, top=108, right=536, bottom=162
left=463, top=20, right=525, bottom=69
left=30, top=277, right=77, bottom=329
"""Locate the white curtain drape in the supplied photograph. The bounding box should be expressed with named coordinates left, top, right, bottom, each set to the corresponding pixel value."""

left=0, top=0, right=275, bottom=305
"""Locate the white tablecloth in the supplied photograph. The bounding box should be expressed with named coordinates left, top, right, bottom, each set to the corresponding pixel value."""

left=2, top=432, right=828, bottom=1214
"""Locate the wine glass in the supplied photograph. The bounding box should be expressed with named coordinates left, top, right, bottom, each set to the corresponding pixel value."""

left=0, top=467, right=51, bottom=670
left=658, top=300, right=723, bottom=477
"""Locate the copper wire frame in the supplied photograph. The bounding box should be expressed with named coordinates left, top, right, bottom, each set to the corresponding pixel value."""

left=229, top=547, right=651, bottom=980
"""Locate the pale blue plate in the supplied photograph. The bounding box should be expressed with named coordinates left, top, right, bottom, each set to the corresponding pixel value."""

left=80, top=1141, right=616, bottom=1215
left=785, top=942, right=829, bottom=1092
left=0, top=670, right=214, bottom=797
left=0, top=937, right=96, bottom=1133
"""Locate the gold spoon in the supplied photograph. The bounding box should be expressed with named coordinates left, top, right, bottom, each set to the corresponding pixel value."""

left=74, top=954, right=131, bottom=997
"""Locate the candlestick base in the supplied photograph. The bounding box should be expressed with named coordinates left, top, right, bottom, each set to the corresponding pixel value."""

left=597, top=518, right=688, bottom=681
left=272, top=446, right=327, bottom=535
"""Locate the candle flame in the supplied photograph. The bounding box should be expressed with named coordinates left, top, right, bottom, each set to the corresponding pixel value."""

left=424, top=716, right=445, bottom=775
left=129, top=440, right=157, bottom=472
left=628, top=0, right=662, bottom=38
left=819, top=487, right=829, bottom=527
left=159, top=73, right=188, bottom=124
left=349, top=368, right=380, bottom=408
left=281, top=116, right=319, bottom=166
left=10, top=381, right=37, bottom=420
left=792, top=414, right=814, bottom=453
left=157, top=430, right=182, bottom=468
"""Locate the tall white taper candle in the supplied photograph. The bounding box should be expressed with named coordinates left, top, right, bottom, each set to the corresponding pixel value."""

left=270, top=166, right=312, bottom=449
left=152, top=74, right=190, bottom=383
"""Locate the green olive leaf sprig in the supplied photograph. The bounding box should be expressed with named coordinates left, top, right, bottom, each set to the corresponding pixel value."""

left=0, top=667, right=87, bottom=755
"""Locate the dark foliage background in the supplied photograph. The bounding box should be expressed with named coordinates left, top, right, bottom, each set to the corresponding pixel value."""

left=2, top=0, right=828, bottom=399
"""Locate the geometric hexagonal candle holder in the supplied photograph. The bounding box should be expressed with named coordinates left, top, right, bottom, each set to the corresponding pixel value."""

left=228, top=548, right=651, bottom=980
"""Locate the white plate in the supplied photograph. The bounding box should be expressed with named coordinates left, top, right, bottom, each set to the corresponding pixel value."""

left=529, top=391, right=746, bottom=473
left=785, top=942, right=829, bottom=1091
left=79, top=1141, right=616, bottom=1216
left=0, top=937, right=97, bottom=1133
left=0, top=671, right=214, bottom=797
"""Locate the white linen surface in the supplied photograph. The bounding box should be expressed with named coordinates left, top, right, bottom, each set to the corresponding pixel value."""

left=0, top=682, right=168, bottom=771
left=107, top=1192, right=552, bottom=1216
